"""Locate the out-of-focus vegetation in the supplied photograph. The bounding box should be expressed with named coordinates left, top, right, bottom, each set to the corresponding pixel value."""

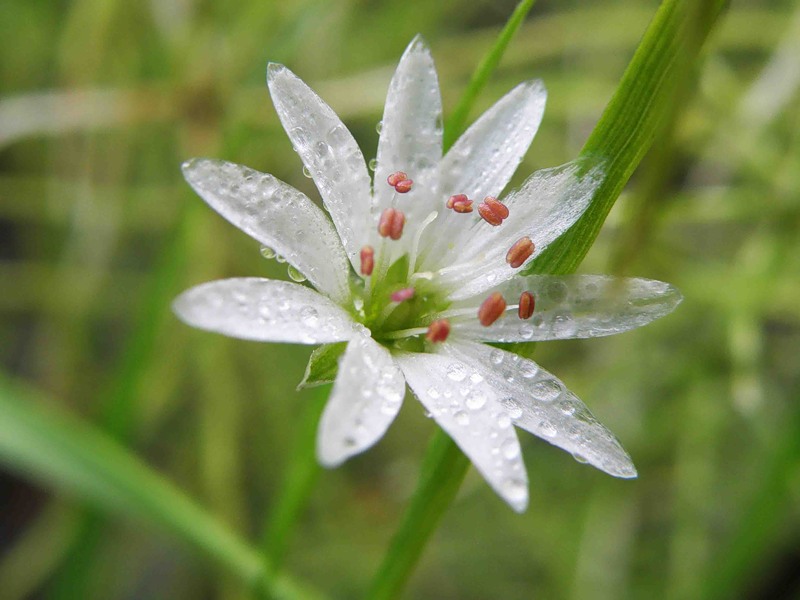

left=1, top=1, right=798, bottom=599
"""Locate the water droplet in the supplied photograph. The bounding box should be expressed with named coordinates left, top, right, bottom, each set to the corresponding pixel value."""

left=427, top=387, right=441, bottom=399
left=302, top=165, right=313, bottom=178
left=501, top=438, right=520, bottom=460
left=454, top=411, right=470, bottom=426
left=558, top=400, right=576, bottom=416
left=288, top=265, right=307, bottom=282
left=499, top=397, right=523, bottom=419
left=465, top=391, right=487, bottom=411
left=300, top=306, right=319, bottom=326
left=275, top=254, right=287, bottom=264
left=368, top=158, right=378, bottom=171
left=518, top=324, right=534, bottom=340
left=469, top=373, right=484, bottom=384
left=260, top=245, right=276, bottom=259
left=530, top=379, right=562, bottom=402
left=520, top=363, right=538, bottom=379
left=446, top=363, right=467, bottom=382
left=375, top=120, right=383, bottom=134
left=490, top=350, right=504, bottom=365
left=496, top=412, right=512, bottom=429
left=538, top=420, right=557, bottom=437
left=572, top=452, right=589, bottom=464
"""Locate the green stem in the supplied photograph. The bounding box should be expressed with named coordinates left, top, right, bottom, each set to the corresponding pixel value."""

left=443, top=0, right=537, bottom=151
left=367, top=430, right=470, bottom=600
left=261, top=386, right=328, bottom=569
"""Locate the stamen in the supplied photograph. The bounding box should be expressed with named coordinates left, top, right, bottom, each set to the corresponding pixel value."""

left=506, top=237, right=535, bottom=268
left=394, top=178, right=413, bottom=193
left=477, top=196, right=510, bottom=226
left=425, top=319, right=451, bottom=343
left=390, top=287, right=415, bottom=303
left=378, top=207, right=406, bottom=240
left=387, top=171, right=407, bottom=187
left=478, top=292, right=506, bottom=326
left=360, top=245, right=375, bottom=276
left=446, top=194, right=473, bottom=213
left=387, top=171, right=413, bottom=193
left=518, top=291, right=535, bottom=319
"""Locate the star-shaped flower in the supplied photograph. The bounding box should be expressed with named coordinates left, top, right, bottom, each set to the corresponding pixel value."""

left=173, top=37, right=681, bottom=512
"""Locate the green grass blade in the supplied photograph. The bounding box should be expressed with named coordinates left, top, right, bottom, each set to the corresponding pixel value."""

left=442, top=0, right=537, bottom=151
left=0, top=374, right=316, bottom=600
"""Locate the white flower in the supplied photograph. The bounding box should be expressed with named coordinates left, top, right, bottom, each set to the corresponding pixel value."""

left=173, top=37, right=681, bottom=512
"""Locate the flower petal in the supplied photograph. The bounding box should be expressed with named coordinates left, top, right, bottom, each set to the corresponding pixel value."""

left=374, top=36, right=443, bottom=258
left=449, top=275, right=682, bottom=342
left=440, top=341, right=636, bottom=478
left=439, top=80, right=546, bottom=202
left=317, top=334, right=406, bottom=466
left=267, top=64, right=372, bottom=271
left=173, top=278, right=356, bottom=344
left=182, top=158, right=351, bottom=304
left=429, top=161, right=603, bottom=300
left=394, top=351, right=528, bottom=512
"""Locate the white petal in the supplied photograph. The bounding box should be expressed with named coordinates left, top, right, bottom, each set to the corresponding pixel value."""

left=429, top=161, right=603, bottom=300
left=450, top=275, right=682, bottom=342
left=182, top=159, right=351, bottom=304
left=173, top=278, right=356, bottom=344
left=441, top=341, right=636, bottom=478
left=394, top=351, right=528, bottom=512
left=439, top=80, right=546, bottom=202
left=267, top=64, right=372, bottom=271
left=419, top=81, right=546, bottom=268
left=374, top=36, right=443, bottom=259
left=317, top=335, right=406, bottom=466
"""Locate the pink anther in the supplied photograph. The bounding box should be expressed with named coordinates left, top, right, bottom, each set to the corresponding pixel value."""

left=518, top=291, right=535, bottom=319
left=394, top=178, right=413, bottom=193
left=425, top=319, right=451, bottom=343
left=506, top=237, right=535, bottom=269
left=446, top=194, right=473, bottom=213
left=478, top=292, right=507, bottom=326
left=477, top=196, right=509, bottom=226
left=387, top=171, right=413, bottom=193
left=360, top=245, right=375, bottom=276
left=378, top=207, right=406, bottom=240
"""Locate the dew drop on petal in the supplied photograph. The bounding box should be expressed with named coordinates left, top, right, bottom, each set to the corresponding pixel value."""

left=302, top=165, right=313, bottom=178
left=502, top=478, right=527, bottom=503
left=501, top=438, right=520, bottom=460
left=499, top=397, right=523, bottom=419
left=275, top=254, right=287, bottom=264
left=490, top=350, right=504, bottom=365
left=368, top=158, right=378, bottom=171
left=531, top=379, right=563, bottom=402
left=538, top=420, right=558, bottom=437
left=375, top=120, right=383, bottom=134
left=496, top=412, right=512, bottom=429
left=287, top=265, right=307, bottom=282
left=300, top=306, right=319, bottom=326
left=446, top=363, right=467, bottom=382
left=260, top=245, right=276, bottom=259
left=465, top=391, right=487, bottom=411
left=572, top=452, right=589, bottom=464
left=454, top=410, right=470, bottom=426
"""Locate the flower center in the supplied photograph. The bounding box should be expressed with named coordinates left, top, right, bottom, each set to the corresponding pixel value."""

left=349, top=170, right=538, bottom=348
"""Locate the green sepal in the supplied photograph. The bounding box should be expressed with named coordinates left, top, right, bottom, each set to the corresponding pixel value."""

left=297, top=342, right=347, bottom=390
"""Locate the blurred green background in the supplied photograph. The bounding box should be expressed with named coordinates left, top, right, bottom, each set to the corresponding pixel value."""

left=1, top=0, right=799, bottom=598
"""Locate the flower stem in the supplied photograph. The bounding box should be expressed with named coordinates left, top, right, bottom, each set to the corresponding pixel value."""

left=261, top=385, right=329, bottom=570
left=366, top=429, right=470, bottom=600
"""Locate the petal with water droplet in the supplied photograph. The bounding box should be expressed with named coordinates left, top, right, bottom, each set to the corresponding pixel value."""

left=374, top=36, right=443, bottom=260
left=432, top=161, right=604, bottom=299
left=439, top=341, right=637, bottom=479
left=317, top=335, right=406, bottom=466
left=173, top=278, right=356, bottom=344
left=449, top=275, right=682, bottom=342
left=267, top=64, right=372, bottom=271
left=394, top=351, right=528, bottom=512
left=182, top=158, right=350, bottom=304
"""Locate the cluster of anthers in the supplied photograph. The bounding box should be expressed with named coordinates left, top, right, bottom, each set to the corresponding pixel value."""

left=359, top=172, right=539, bottom=345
